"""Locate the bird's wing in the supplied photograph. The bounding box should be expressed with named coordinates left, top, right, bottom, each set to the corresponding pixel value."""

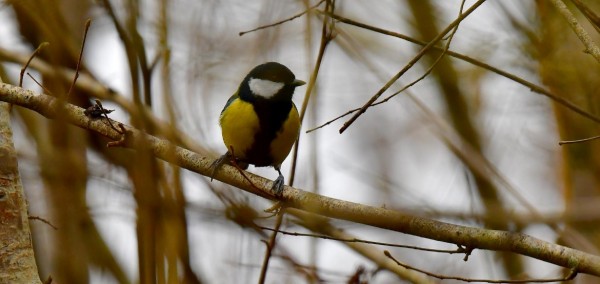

left=221, top=92, right=239, bottom=115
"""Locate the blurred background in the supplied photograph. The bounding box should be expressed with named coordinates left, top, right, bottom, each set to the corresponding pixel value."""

left=1, top=0, right=600, bottom=283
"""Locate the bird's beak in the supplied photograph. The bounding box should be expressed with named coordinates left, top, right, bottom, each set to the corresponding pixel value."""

left=292, top=79, right=306, bottom=86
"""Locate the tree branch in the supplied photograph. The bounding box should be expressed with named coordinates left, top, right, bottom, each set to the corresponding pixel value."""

left=1, top=82, right=600, bottom=277
left=550, top=0, right=600, bottom=63
left=0, top=81, right=42, bottom=283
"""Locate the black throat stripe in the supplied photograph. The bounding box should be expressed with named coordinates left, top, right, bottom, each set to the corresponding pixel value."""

left=245, top=98, right=293, bottom=167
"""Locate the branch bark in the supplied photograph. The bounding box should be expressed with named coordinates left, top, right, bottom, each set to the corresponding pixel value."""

left=0, top=82, right=42, bottom=283
left=550, top=0, right=600, bottom=63
left=1, top=82, right=599, bottom=277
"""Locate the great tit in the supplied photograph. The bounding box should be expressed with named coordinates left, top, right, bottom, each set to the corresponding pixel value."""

left=211, top=62, right=305, bottom=195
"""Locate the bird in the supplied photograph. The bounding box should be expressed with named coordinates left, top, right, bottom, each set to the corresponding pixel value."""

left=211, top=62, right=305, bottom=196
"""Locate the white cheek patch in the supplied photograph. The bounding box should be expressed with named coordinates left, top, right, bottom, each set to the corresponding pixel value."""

left=248, top=78, right=285, bottom=99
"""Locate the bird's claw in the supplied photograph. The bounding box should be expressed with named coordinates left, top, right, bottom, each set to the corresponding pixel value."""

left=209, top=154, right=229, bottom=181
left=272, top=175, right=285, bottom=197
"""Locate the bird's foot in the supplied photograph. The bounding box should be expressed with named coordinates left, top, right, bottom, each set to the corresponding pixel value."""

left=271, top=174, right=285, bottom=197
left=209, top=153, right=230, bottom=181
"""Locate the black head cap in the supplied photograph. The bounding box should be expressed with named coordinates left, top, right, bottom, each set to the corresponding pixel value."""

left=239, top=62, right=305, bottom=102
left=246, top=62, right=297, bottom=84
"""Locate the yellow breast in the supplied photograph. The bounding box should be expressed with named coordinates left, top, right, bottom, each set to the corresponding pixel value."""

left=270, top=104, right=300, bottom=165
left=219, top=97, right=301, bottom=166
left=219, top=98, right=259, bottom=160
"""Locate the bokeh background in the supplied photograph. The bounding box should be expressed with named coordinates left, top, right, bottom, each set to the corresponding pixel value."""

left=1, top=0, right=600, bottom=283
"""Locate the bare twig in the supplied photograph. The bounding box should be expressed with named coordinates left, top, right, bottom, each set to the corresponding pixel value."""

left=28, top=215, right=58, bottom=230
left=100, top=0, right=145, bottom=105
left=550, top=0, right=600, bottom=62
left=239, top=0, right=326, bottom=36
left=257, top=210, right=285, bottom=284
left=385, top=250, right=578, bottom=283
left=26, top=73, right=53, bottom=96
left=0, top=46, right=211, bottom=156
left=570, top=0, right=600, bottom=33
left=260, top=2, right=335, bottom=281
left=338, top=0, right=487, bottom=134
left=559, top=135, right=600, bottom=145
left=259, top=226, right=468, bottom=254
left=66, top=19, right=91, bottom=99
left=19, top=42, right=49, bottom=87
left=2, top=83, right=600, bottom=276
left=289, top=0, right=334, bottom=184
left=306, top=12, right=600, bottom=133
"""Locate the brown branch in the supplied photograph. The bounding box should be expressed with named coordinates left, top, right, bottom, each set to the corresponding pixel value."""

left=28, top=216, right=58, bottom=230
left=309, top=12, right=600, bottom=130
left=0, top=46, right=211, bottom=156
left=26, top=73, right=53, bottom=96
left=259, top=226, right=467, bottom=254
left=570, top=0, right=600, bottom=33
left=239, top=0, right=326, bottom=36
left=559, top=134, right=600, bottom=145
left=385, top=250, right=577, bottom=283
left=289, top=0, right=333, bottom=184
left=19, top=42, right=49, bottom=87
left=261, top=2, right=335, bottom=281
left=338, top=0, right=488, bottom=134
left=66, top=19, right=91, bottom=99
left=258, top=210, right=285, bottom=284
left=0, top=78, right=41, bottom=283
left=1, top=83, right=600, bottom=277
left=287, top=208, right=435, bottom=283
left=550, top=0, right=600, bottom=62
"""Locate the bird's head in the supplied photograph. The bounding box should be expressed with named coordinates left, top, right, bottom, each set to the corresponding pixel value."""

left=239, top=62, right=305, bottom=102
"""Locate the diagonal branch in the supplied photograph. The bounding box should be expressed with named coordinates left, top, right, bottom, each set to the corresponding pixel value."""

left=551, top=0, right=600, bottom=63
left=320, top=12, right=600, bottom=125
left=1, top=82, right=600, bottom=277
left=338, top=0, right=487, bottom=133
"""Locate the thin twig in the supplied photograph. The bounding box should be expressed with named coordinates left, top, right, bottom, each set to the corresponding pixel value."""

left=289, top=0, right=333, bottom=185
left=100, top=0, right=142, bottom=106
left=239, top=0, right=326, bottom=36
left=367, top=0, right=464, bottom=119
left=28, top=215, right=58, bottom=230
left=257, top=209, right=285, bottom=284
left=559, top=135, right=600, bottom=145
left=306, top=6, right=459, bottom=134
left=260, top=226, right=468, bottom=254
left=338, top=0, right=487, bottom=134
left=66, top=19, right=92, bottom=99
left=550, top=0, right=600, bottom=63
left=306, top=11, right=600, bottom=133
left=306, top=108, right=353, bottom=133
left=385, top=251, right=577, bottom=283
left=26, top=73, right=53, bottom=95
left=261, top=2, right=334, bottom=282
left=570, top=0, right=600, bottom=34
left=2, top=83, right=600, bottom=276
left=19, top=42, right=49, bottom=87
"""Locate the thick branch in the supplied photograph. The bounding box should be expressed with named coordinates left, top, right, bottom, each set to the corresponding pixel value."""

left=0, top=85, right=42, bottom=283
left=1, top=82, right=599, bottom=277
